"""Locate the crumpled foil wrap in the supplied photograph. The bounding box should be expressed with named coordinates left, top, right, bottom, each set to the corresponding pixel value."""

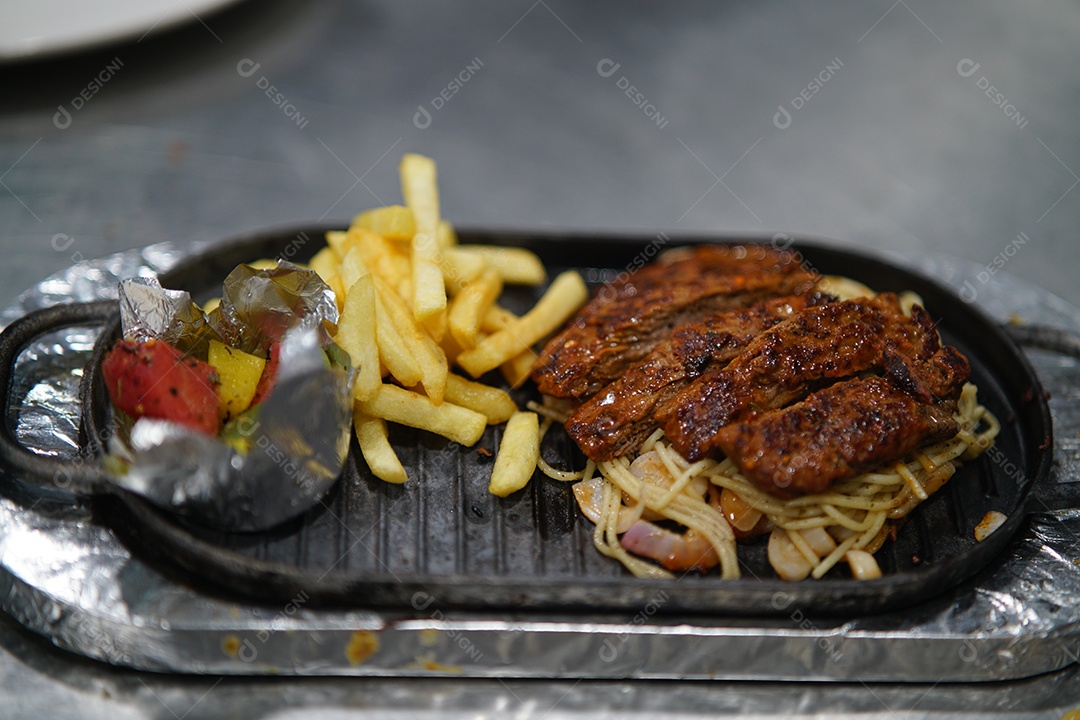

left=118, top=276, right=215, bottom=355
left=208, top=260, right=339, bottom=357
left=0, top=241, right=1078, bottom=680
left=108, top=266, right=352, bottom=531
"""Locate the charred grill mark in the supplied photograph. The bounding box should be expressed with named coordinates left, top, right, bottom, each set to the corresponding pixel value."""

left=531, top=245, right=818, bottom=400
left=714, top=376, right=960, bottom=496
left=657, top=295, right=919, bottom=461
left=566, top=293, right=832, bottom=461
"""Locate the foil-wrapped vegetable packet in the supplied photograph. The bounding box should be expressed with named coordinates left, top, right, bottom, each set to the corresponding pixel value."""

left=104, top=262, right=354, bottom=531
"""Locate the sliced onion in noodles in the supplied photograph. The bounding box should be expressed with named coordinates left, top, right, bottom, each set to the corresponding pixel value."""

left=767, top=528, right=813, bottom=581
left=629, top=451, right=671, bottom=487
left=845, top=550, right=883, bottom=580
left=572, top=477, right=641, bottom=534
left=799, top=527, right=838, bottom=558
left=719, top=487, right=763, bottom=534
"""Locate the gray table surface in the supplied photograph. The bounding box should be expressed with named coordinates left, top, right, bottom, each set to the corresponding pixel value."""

left=2, top=0, right=1079, bottom=716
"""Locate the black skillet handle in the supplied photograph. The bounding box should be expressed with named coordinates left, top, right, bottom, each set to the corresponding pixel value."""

left=0, top=301, right=117, bottom=495
left=1004, top=324, right=1080, bottom=359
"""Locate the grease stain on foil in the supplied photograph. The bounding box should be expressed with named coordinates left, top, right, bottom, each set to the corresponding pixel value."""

left=345, top=630, right=379, bottom=665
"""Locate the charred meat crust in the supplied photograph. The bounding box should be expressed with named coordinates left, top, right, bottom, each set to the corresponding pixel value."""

left=531, top=245, right=818, bottom=400
left=656, top=294, right=950, bottom=462
left=566, top=292, right=834, bottom=461
left=535, top=247, right=973, bottom=497
left=713, top=374, right=960, bottom=497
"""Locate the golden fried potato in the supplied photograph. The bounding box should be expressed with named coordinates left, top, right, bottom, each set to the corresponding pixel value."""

left=456, top=270, right=587, bottom=378
left=448, top=267, right=503, bottom=350
left=443, top=373, right=517, bottom=424
left=455, top=245, right=546, bottom=285
left=481, top=304, right=518, bottom=333
left=356, top=384, right=486, bottom=447
left=354, top=413, right=408, bottom=484
left=338, top=245, right=371, bottom=292
left=335, top=274, right=381, bottom=401
left=308, top=246, right=340, bottom=283
left=374, top=276, right=447, bottom=404
left=372, top=284, right=423, bottom=388
left=441, top=248, right=488, bottom=294
left=488, top=411, right=540, bottom=497
left=325, top=152, right=578, bottom=495
left=400, top=153, right=447, bottom=325
left=500, top=349, right=538, bottom=389
left=348, top=226, right=411, bottom=294
left=353, top=205, right=415, bottom=241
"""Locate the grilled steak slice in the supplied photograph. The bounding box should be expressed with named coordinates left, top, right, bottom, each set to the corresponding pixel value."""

left=882, top=311, right=970, bottom=401
left=531, top=244, right=818, bottom=400
left=566, top=293, right=834, bottom=461
left=713, top=362, right=965, bottom=497
left=656, top=294, right=939, bottom=461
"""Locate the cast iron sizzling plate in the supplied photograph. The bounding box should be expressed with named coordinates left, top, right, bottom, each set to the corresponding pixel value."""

left=3, top=225, right=1056, bottom=616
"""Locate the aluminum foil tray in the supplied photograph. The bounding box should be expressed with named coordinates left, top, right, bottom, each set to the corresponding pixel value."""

left=1, top=236, right=1079, bottom=681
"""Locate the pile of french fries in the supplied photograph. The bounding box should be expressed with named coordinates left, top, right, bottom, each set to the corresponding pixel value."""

left=308, top=154, right=588, bottom=496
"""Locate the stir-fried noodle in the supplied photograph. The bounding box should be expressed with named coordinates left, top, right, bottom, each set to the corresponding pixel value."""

left=535, top=379, right=998, bottom=581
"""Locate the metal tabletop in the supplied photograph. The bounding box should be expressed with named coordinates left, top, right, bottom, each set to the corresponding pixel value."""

left=1, top=0, right=1079, bottom=716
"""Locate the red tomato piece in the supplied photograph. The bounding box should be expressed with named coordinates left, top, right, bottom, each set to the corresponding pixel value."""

left=101, top=338, right=221, bottom=436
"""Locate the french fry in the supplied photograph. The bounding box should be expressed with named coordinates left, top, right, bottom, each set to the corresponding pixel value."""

left=324, top=153, right=574, bottom=493
left=325, top=230, right=351, bottom=260
left=308, top=246, right=347, bottom=310
left=437, top=220, right=458, bottom=249
left=441, top=248, right=488, bottom=294
left=338, top=245, right=372, bottom=292
left=421, top=310, right=448, bottom=347
left=456, top=270, right=588, bottom=378
left=308, top=246, right=341, bottom=283
left=326, top=274, right=347, bottom=311
left=438, top=327, right=467, bottom=367
left=373, top=284, right=423, bottom=388
left=373, top=276, right=447, bottom=404
left=348, top=226, right=411, bottom=293
left=335, top=274, right=381, bottom=401
left=500, top=348, right=538, bottom=389
left=354, top=413, right=408, bottom=484
left=448, top=267, right=503, bottom=350
left=443, top=372, right=517, bottom=424
left=455, top=245, right=547, bottom=285
left=356, top=384, right=486, bottom=447
left=481, top=304, right=519, bottom=334
left=488, top=411, right=540, bottom=497
left=395, top=275, right=413, bottom=309
left=400, top=153, right=447, bottom=324
left=353, top=205, right=415, bottom=241
left=420, top=332, right=449, bottom=403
